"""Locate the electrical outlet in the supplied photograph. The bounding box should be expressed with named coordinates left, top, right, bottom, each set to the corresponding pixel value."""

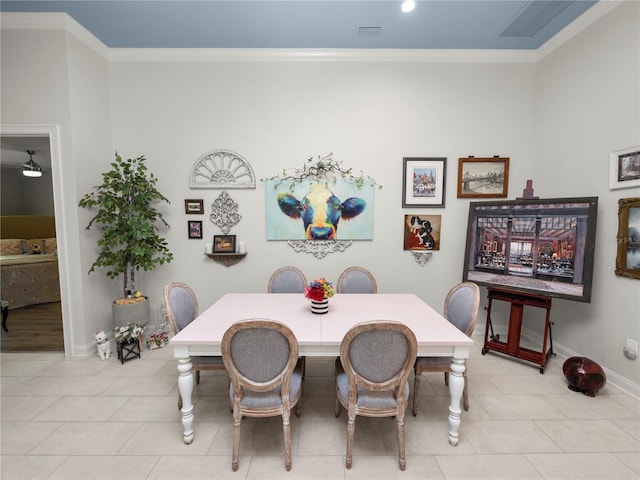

left=623, top=338, right=638, bottom=360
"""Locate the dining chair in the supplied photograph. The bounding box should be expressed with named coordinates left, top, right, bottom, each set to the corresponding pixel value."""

left=335, top=320, right=417, bottom=471
left=412, top=281, right=480, bottom=416
left=267, top=266, right=307, bottom=293
left=163, top=282, right=227, bottom=408
left=222, top=318, right=304, bottom=472
left=336, top=266, right=377, bottom=293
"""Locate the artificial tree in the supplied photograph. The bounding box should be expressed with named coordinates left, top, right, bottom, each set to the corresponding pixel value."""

left=79, top=152, right=173, bottom=300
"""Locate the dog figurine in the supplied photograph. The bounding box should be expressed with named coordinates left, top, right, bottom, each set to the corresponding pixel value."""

left=95, top=330, right=111, bottom=360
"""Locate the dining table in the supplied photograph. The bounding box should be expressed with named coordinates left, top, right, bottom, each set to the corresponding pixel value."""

left=169, top=292, right=474, bottom=446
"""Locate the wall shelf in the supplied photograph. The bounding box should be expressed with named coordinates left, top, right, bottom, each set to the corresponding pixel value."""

left=205, top=252, right=247, bottom=267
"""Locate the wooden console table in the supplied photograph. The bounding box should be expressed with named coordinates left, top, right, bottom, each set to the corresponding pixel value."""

left=482, top=287, right=554, bottom=373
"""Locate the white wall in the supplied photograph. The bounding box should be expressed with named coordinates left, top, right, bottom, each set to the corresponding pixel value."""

left=1, top=5, right=638, bottom=394
left=533, top=1, right=640, bottom=389
left=0, top=168, right=55, bottom=215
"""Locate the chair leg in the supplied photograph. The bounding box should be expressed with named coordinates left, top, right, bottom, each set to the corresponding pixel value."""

left=412, top=371, right=421, bottom=417
left=396, top=412, right=406, bottom=471
left=195, top=370, right=200, bottom=384
left=282, top=412, right=292, bottom=471
left=178, top=393, right=182, bottom=410
left=232, top=408, right=241, bottom=472
left=335, top=396, right=341, bottom=417
left=444, top=371, right=449, bottom=385
left=346, top=411, right=355, bottom=469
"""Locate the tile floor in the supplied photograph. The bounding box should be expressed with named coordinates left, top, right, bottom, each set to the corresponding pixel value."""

left=1, top=333, right=638, bottom=480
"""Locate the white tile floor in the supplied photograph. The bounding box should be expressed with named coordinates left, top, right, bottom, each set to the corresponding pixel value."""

left=1, top=333, right=638, bottom=480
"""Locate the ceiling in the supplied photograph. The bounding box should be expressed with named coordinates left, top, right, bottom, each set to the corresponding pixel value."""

left=1, top=137, right=51, bottom=172
left=0, top=0, right=598, bottom=50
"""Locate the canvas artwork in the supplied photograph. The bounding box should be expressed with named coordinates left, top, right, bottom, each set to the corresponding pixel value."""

left=404, top=215, right=441, bottom=250
left=265, top=179, right=374, bottom=240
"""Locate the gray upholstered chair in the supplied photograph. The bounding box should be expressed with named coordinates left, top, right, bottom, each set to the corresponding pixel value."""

left=334, top=320, right=417, bottom=471
left=336, top=266, right=377, bottom=293
left=222, top=318, right=304, bottom=472
left=268, top=266, right=307, bottom=293
left=163, top=282, right=226, bottom=408
left=412, top=281, right=480, bottom=416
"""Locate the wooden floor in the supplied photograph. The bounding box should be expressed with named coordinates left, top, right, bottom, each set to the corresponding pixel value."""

left=1, top=302, right=64, bottom=352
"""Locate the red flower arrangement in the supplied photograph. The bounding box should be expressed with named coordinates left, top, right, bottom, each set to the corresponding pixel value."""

left=304, top=278, right=335, bottom=301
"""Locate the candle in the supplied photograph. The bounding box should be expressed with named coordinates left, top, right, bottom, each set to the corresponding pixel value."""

left=205, top=243, right=212, bottom=254
left=238, top=240, right=246, bottom=253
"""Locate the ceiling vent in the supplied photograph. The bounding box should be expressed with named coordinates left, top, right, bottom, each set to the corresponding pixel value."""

left=500, top=1, right=573, bottom=38
left=356, top=25, right=383, bottom=37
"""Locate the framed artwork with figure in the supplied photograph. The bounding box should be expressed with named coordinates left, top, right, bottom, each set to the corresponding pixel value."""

left=402, top=157, right=446, bottom=207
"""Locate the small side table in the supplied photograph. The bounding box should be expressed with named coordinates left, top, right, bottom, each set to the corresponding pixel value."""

left=1, top=301, right=8, bottom=332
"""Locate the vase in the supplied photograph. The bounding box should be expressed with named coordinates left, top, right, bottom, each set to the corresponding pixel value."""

left=310, top=298, right=329, bottom=314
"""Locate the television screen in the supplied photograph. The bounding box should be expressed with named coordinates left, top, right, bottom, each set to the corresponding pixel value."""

left=462, top=197, right=598, bottom=302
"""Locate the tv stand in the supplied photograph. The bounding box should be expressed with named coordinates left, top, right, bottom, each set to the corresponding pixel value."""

left=482, top=287, right=555, bottom=373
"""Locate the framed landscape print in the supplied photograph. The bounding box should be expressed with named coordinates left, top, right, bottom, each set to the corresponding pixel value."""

left=610, top=146, right=640, bottom=190
left=615, top=197, right=640, bottom=279
left=402, top=157, right=446, bottom=207
left=184, top=199, right=204, bottom=214
left=457, top=157, right=509, bottom=198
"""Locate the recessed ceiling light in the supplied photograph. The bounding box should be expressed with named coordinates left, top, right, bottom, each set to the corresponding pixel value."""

left=401, top=0, right=416, bottom=13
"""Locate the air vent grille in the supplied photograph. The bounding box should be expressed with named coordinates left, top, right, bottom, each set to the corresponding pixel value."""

left=500, top=1, right=573, bottom=38
left=357, top=25, right=383, bottom=37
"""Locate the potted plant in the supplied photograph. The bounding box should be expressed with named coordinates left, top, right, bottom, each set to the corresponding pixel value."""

left=79, top=152, right=174, bottom=327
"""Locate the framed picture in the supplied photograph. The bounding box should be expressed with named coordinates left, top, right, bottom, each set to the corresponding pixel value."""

left=457, top=157, right=509, bottom=198
left=213, top=234, right=236, bottom=253
left=609, top=146, right=640, bottom=190
left=402, top=157, right=446, bottom=207
left=403, top=214, right=441, bottom=251
left=184, top=199, right=204, bottom=214
left=188, top=220, right=203, bottom=239
left=615, top=197, right=640, bottom=279
left=462, top=196, right=598, bottom=303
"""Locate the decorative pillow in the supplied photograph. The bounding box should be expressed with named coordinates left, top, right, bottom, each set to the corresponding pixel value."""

left=44, top=238, right=57, bottom=254
left=20, top=240, right=32, bottom=254
left=0, top=239, right=28, bottom=255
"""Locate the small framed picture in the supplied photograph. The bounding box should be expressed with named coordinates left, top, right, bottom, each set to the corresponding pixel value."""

left=188, top=220, right=203, bottom=239
left=402, top=157, right=446, bottom=207
left=213, top=235, right=236, bottom=253
left=403, top=214, right=441, bottom=251
left=457, top=157, right=509, bottom=198
left=609, top=146, right=640, bottom=190
left=184, top=199, right=204, bottom=214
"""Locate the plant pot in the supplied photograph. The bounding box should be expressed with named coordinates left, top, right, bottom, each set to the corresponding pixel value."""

left=112, top=297, right=150, bottom=329
left=310, top=298, right=329, bottom=314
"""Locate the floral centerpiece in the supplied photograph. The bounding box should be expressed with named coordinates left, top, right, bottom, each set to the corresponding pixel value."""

left=114, top=322, right=143, bottom=344
left=305, top=278, right=334, bottom=314
left=304, top=277, right=335, bottom=301
left=146, top=331, right=169, bottom=350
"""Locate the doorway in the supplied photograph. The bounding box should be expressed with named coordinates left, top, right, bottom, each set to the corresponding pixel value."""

left=1, top=125, right=76, bottom=356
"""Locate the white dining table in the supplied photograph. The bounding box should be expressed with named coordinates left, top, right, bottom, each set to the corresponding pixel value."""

left=169, top=293, right=474, bottom=446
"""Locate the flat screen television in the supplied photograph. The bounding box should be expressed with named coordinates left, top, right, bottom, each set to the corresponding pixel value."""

left=462, top=197, right=598, bottom=302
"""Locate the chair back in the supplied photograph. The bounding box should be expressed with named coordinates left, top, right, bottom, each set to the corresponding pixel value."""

left=443, top=282, right=480, bottom=336
left=340, top=320, right=416, bottom=394
left=222, top=319, right=299, bottom=396
left=268, top=266, right=307, bottom=293
left=336, top=266, right=377, bottom=294
left=163, top=282, right=198, bottom=334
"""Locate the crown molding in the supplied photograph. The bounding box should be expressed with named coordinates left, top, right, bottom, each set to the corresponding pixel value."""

left=1, top=12, right=108, bottom=58
left=108, top=48, right=538, bottom=63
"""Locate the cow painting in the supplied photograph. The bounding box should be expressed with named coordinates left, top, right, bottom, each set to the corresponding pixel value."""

left=266, top=179, right=373, bottom=240
left=277, top=184, right=365, bottom=239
